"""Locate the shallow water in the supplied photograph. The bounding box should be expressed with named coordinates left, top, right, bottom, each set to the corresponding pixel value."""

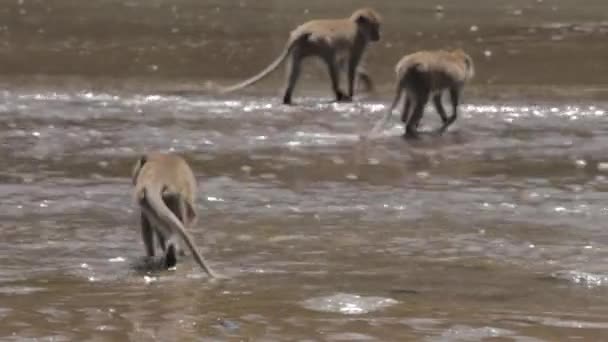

left=2, top=0, right=608, bottom=341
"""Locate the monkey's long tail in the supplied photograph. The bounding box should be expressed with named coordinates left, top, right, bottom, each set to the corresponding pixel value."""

left=142, top=186, right=218, bottom=278
left=219, top=36, right=303, bottom=94
left=368, top=81, right=403, bottom=137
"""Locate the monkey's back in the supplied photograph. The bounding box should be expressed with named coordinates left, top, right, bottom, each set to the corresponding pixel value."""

left=133, top=153, right=197, bottom=203
left=396, top=50, right=471, bottom=90
left=290, top=19, right=357, bottom=49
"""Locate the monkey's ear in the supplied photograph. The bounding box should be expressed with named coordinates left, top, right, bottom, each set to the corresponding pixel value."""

left=131, top=154, right=147, bottom=185
left=355, top=15, right=370, bottom=25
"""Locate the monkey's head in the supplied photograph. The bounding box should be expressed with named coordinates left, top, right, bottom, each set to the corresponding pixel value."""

left=351, top=8, right=381, bottom=42
left=452, top=49, right=475, bottom=80
left=131, top=154, right=148, bottom=185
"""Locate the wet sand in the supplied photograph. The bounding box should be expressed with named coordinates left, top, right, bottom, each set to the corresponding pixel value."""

left=1, top=1, right=608, bottom=341
left=1, top=0, right=608, bottom=97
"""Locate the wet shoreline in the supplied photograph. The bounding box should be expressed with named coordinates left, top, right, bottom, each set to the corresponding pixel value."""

left=1, top=0, right=607, bottom=92
left=2, top=75, right=608, bottom=104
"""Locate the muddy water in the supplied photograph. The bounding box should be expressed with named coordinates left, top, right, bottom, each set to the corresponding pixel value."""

left=2, top=0, right=608, bottom=341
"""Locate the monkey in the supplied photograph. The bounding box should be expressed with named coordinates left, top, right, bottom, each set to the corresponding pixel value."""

left=219, top=8, right=381, bottom=105
left=337, top=52, right=374, bottom=93
left=353, top=63, right=374, bottom=94
left=355, top=66, right=374, bottom=93
left=369, top=49, right=474, bottom=138
left=131, top=152, right=217, bottom=278
left=306, top=54, right=373, bottom=95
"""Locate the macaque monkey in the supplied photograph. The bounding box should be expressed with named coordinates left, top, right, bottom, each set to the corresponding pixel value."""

left=219, top=8, right=382, bottom=104
left=370, top=49, right=474, bottom=138
left=132, top=152, right=217, bottom=278
left=338, top=53, right=374, bottom=93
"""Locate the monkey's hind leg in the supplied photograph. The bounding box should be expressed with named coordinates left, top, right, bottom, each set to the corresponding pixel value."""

left=140, top=213, right=155, bottom=257
left=155, top=229, right=167, bottom=252
left=438, top=87, right=461, bottom=134
left=164, top=241, right=178, bottom=269
left=139, top=194, right=167, bottom=258
left=433, top=93, right=450, bottom=135
left=162, top=193, right=187, bottom=268
left=282, top=50, right=303, bottom=105
left=400, top=97, right=412, bottom=125
left=139, top=196, right=176, bottom=268
left=404, top=91, right=429, bottom=139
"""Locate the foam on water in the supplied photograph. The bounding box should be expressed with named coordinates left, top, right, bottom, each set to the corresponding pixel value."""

left=301, top=293, right=398, bottom=315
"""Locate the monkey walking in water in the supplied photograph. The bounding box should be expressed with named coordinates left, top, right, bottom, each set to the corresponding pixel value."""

left=132, top=152, right=217, bottom=278
left=337, top=53, right=374, bottom=94
left=219, top=8, right=382, bottom=105
left=370, top=49, right=474, bottom=138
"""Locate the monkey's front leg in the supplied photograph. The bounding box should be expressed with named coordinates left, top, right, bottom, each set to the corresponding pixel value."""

left=346, top=52, right=363, bottom=99
left=325, top=55, right=351, bottom=102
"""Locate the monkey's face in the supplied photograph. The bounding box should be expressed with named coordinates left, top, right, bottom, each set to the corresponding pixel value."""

left=356, top=16, right=381, bottom=42
left=451, top=49, right=475, bottom=79
left=369, top=23, right=380, bottom=41
left=352, top=8, right=381, bottom=42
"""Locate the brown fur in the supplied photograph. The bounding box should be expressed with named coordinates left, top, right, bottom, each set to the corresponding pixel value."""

left=220, top=8, right=382, bottom=104
left=370, top=49, right=474, bottom=138
left=132, top=152, right=217, bottom=278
